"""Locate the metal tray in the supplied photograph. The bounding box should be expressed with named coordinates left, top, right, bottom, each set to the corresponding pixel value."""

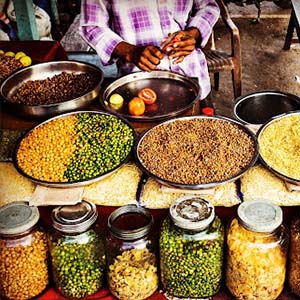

left=13, top=111, right=136, bottom=188
left=135, top=115, right=259, bottom=190
left=100, top=71, right=200, bottom=122
left=1, top=61, right=103, bottom=119
left=257, top=111, right=300, bottom=185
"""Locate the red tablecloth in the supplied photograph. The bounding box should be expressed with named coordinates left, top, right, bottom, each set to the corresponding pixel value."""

left=0, top=40, right=68, bottom=63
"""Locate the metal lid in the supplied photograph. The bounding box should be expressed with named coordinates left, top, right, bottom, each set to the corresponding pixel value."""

left=108, top=204, right=153, bottom=240
left=0, top=202, right=40, bottom=236
left=169, top=196, right=215, bottom=231
left=51, top=200, right=98, bottom=233
left=238, top=199, right=283, bottom=233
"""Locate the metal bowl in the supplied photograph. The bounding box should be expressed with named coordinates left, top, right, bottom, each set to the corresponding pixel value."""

left=135, top=115, right=259, bottom=190
left=100, top=71, right=200, bottom=122
left=13, top=111, right=136, bottom=188
left=257, top=111, right=300, bottom=185
left=1, top=61, right=103, bottom=118
left=234, top=90, right=300, bottom=132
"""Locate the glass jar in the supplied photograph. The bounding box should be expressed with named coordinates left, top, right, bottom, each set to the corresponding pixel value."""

left=0, top=201, right=49, bottom=300
left=48, top=200, right=105, bottom=299
left=106, top=204, right=158, bottom=300
left=159, top=196, right=224, bottom=298
left=226, top=199, right=288, bottom=300
left=288, top=213, right=300, bottom=297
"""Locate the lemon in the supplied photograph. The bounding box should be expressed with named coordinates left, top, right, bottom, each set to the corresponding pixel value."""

left=15, top=51, right=27, bottom=60
left=4, top=51, right=15, bottom=57
left=109, top=93, right=124, bottom=109
left=0, top=49, right=4, bottom=55
left=20, top=55, right=32, bottom=67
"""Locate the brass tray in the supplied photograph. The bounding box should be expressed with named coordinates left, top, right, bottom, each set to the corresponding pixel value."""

left=100, top=71, right=200, bottom=122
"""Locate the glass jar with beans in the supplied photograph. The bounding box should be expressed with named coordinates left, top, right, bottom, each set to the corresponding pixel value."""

left=106, top=204, right=159, bottom=300
left=159, top=196, right=224, bottom=298
left=0, top=202, right=49, bottom=300
left=226, top=199, right=288, bottom=300
left=288, top=212, right=300, bottom=297
left=48, top=200, right=105, bottom=299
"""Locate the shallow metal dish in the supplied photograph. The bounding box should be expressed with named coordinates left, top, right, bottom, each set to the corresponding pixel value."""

left=234, top=90, right=300, bottom=126
left=1, top=61, right=103, bottom=119
left=135, top=115, right=259, bottom=190
left=13, top=111, right=136, bottom=188
left=257, top=111, right=300, bottom=185
left=100, top=71, right=200, bottom=122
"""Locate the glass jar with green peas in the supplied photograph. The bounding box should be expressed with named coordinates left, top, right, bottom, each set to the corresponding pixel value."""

left=48, top=200, right=105, bottom=299
left=106, top=204, right=159, bottom=300
left=0, top=202, right=49, bottom=300
left=159, top=196, right=224, bottom=298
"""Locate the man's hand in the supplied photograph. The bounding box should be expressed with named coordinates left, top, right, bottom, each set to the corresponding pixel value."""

left=161, top=27, right=200, bottom=64
left=113, top=42, right=164, bottom=72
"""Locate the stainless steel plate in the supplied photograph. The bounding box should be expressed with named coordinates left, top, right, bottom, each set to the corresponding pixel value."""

left=13, top=111, right=136, bottom=188
left=257, top=111, right=300, bottom=185
left=1, top=61, right=103, bottom=118
left=100, top=71, right=200, bottom=122
left=135, top=115, right=259, bottom=190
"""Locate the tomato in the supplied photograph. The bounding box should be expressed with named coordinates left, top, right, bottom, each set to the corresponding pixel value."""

left=128, top=97, right=145, bottom=116
left=138, top=88, right=157, bottom=105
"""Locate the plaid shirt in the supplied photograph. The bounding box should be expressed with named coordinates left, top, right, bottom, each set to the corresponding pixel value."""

left=79, top=0, right=220, bottom=99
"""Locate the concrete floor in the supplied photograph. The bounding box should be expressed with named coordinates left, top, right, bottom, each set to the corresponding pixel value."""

left=210, top=2, right=300, bottom=118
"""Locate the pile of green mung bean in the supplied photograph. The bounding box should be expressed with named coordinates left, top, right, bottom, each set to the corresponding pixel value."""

left=159, top=216, right=224, bottom=298
left=49, top=229, right=105, bottom=298
left=16, top=112, right=134, bottom=183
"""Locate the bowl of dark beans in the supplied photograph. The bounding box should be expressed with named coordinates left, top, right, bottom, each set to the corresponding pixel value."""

left=0, top=61, right=103, bottom=118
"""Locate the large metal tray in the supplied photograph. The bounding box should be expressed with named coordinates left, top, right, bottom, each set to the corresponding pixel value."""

left=257, top=111, right=300, bottom=185
left=135, top=115, right=259, bottom=190
left=1, top=61, right=103, bottom=119
left=13, top=111, right=136, bottom=188
left=100, top=71, right=200, bottom=122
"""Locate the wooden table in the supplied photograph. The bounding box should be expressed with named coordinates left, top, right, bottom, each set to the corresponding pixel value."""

left=283, top=0, right=300, bottom=50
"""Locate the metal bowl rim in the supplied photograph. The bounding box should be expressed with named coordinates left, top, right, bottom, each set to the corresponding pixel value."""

left=256, top=110, right=300, bottom=185
left=13, top=110, right=136, bottom=188
left=135, top=114, right=259, bottom=190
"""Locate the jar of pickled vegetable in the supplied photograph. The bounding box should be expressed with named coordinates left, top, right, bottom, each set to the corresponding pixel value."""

left=226, top=199, right=288, bottom=300
left=0, top=201, right=49, bottom=300
left=106, top=204, right=158, bottom=300
left=159, top=196, right=224, bottom=298
left=48, top=200, right=105, bottom=299
left=288, top=212, right=300, bottom=297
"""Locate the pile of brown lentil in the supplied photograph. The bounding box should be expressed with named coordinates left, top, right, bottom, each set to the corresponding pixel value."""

left=0, top=55, right=23, bottom=83
left=0, top=231, right=49, bottom=300
left=16, top=112, right=134, bottom=183
left=9, top=71, right=99, bottom=105
left=138, top=118, right=256, bottom=185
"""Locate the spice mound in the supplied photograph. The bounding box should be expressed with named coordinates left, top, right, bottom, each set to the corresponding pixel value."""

left=0, top=231, right=49, bottom=300
left=108, top=248, right=158, bottom=300
left=0, top=54, right=23, bottom=84
left=16, top=112, right=134, bottom=183
left=226, top=218, right=287, bottom=300
left=137, top=117, right=256, bottom=185
left=258, top=113, right=300, bottom=181
left=49, top=229, right=105, bottom=298
left=9, top=71, right=99, bottom=105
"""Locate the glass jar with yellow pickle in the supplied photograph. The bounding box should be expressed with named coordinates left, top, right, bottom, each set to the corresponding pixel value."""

left=106, top=204, right=158, bottom=300
left=288, top=212, right=300, bottom=297
left=226, top=199, right=288, bottom=300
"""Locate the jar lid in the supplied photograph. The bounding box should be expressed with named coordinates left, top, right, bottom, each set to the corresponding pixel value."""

left=238, top=199, right=283, bottom=233
left=0, top=202, right=40, bottom=236
left=51, top=200, right=98, bottom=233
left=108, top=204, right=153, bottom=240
left=169, top=196, right=215, bottom=231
